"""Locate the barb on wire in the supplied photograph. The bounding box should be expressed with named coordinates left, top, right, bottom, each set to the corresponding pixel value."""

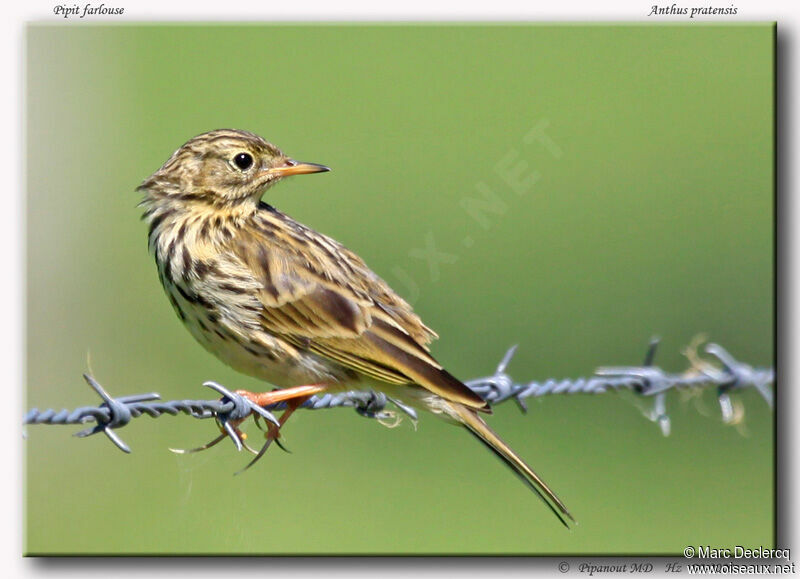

left=24, top=338, right=774, bottom=455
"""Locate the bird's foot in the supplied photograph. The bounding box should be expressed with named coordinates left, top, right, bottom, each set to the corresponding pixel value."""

left=234, top=388, right=324, bottom=474
left=253, top=416, right=292, bottom=453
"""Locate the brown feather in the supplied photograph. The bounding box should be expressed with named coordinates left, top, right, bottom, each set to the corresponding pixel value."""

left=228, top=209, right=488, bottom=411
left=444, top=401, right=574, bottom=527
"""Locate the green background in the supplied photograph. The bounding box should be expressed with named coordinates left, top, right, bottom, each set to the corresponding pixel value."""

left=25, top=24, right=774, bottom=555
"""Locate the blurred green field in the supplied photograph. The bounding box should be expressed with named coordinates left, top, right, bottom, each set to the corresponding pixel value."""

left=25, top=24, right=773, bottom=555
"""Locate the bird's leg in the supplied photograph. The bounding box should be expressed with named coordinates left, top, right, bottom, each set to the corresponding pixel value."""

left=262, top=393, right=312, bottom=449
left=234, top=384, right=326, bottom=408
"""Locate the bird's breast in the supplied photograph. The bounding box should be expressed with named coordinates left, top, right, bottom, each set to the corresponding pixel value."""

left=147, top=212, right=351, bottom=388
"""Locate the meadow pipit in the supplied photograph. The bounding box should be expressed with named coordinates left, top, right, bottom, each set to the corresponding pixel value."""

left=138, top=129, right=573, bottom=526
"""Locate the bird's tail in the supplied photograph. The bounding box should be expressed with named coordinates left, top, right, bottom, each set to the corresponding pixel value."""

left=444, top=400, right=575, bottom=528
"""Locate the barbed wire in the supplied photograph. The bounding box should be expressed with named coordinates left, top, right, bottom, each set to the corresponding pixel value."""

left=24, top=337, right=774, bottom=455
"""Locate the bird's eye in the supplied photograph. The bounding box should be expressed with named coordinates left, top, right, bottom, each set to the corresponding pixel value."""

left=233, top=152, right=254, bottom=171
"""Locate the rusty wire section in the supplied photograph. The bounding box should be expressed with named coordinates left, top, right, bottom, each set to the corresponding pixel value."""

left=24, top=338, right=774, bottom=454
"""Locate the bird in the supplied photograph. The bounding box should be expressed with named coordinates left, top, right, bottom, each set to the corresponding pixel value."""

left=137, top=129, right=573, bottom=526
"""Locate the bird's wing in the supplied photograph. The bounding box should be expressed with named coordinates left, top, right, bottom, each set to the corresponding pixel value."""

left=224, top=220, right=489, bottom=411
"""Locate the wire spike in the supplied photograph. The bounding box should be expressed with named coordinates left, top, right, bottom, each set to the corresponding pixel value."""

left=222, top=421, right=243, bottom=452
left=103, top=427, right=132, bottom=453
left=643, top=336, right=661, bottom=366
left=497, top=345, right=519, bottom=373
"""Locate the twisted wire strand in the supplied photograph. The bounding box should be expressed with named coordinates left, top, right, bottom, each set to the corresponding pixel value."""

left=24, top=338, right=774, bottom=451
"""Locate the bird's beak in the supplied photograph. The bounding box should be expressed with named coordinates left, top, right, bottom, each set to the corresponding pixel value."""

left=266, top=159, right=331, bottom=178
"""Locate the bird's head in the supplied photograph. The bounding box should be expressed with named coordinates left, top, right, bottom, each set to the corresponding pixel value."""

left=137, top=129, right=330, bottom=206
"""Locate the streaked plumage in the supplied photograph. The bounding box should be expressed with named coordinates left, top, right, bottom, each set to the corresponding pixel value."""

left=138, top=129, right=573, bottom=526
